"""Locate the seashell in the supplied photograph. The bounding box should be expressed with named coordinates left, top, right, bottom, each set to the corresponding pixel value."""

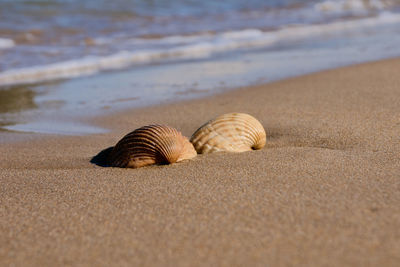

left=190, top=113, right=266, bottom=154
left=108, top=125, right=197, bottom=168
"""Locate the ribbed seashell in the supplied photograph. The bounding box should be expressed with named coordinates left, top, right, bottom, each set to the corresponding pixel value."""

left=190, top=113, right=266, bottom=154
left=108, top=125, right=197, bottom=168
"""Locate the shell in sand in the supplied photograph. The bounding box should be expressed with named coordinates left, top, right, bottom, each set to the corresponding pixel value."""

left=190, top=113, right=266, bottom=154
left=108, top=125, right=197, bottom=168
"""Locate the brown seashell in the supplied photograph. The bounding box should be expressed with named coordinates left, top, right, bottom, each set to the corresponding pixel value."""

left=108, top=125, right=197, bottom=168
left=190, top=113, right=266, bottom=154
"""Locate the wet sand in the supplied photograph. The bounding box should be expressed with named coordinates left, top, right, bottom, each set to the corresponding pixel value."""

left=1, top=58, right=400, bottom=266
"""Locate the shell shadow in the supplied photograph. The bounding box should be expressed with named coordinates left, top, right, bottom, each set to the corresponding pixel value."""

left=90, top=146, right=113, bottom=167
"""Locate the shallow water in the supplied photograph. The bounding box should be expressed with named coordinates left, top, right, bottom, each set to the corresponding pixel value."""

left=1, top=0, right=400, bottom=135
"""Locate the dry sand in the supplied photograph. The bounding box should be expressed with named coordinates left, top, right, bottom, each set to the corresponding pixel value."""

left=1, top=58, right=400, bottom=266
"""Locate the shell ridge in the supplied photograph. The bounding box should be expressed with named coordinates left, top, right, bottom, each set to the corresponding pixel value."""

left=108, top=124, right=195, bottom=168
left=109, top=150, right=130, bottom=167
left=203, top=127, right=237, bottom=151
left=108, top=144, right=129, bottom=167
left=207, top=123, right=248, bottom=146
left=229, top=118, right=261, bottom=147
left=148, top=125, right=181, bottom=162
left=212, top=114, right=265, bottom=149
left=190, top=113, right=266, bottom=154
left=126, top=136, right=159, bottom=152
left=194, top=124, right=217, bottom=148
left=148, top=125, right=175, bottom=161
left=191, top=125, right=213, bottom=146
left=157, top=134, right=182, bottom=164
left=110, top=136, right=158, bottom=164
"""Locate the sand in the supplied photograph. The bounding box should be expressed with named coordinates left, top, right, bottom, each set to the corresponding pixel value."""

left=1, top=58, right=400, bottom=266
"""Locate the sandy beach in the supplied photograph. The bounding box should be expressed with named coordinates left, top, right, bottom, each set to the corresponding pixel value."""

left=1, top=58, right=400, bottom=266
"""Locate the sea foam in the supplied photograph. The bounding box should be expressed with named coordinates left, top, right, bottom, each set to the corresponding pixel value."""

left=0, top=38, right=15, bottom=50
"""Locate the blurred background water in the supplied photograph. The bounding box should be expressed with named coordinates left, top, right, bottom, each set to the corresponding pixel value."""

left=1, top=0, right=400, bottom=134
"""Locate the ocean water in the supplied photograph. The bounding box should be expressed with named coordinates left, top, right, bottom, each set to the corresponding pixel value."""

left=1, top=0, right=400, bottom=134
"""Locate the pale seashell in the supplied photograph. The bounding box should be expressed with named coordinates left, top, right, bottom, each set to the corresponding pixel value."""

left=108, top=125, right=197, bottom=168
left=190, top=113, right=266, bottom=154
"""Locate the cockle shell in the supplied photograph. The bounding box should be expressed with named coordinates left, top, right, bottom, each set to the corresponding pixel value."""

left=190, top=113, right=266, bottom=154
left=108, top=125, right=197, bottom=168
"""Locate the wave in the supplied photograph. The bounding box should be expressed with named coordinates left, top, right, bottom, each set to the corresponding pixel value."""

left=1, top=11, right=400, bottom=87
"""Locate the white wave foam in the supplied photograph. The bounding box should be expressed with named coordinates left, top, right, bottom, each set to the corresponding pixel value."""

left=1, top=12, right=400, bottom=87
left=314, top=0, right=389, bottom=14
left=0, top=38, right=15, bottom=49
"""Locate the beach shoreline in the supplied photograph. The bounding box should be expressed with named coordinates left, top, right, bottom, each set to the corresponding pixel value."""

left=1, top=58, right=400, bottom=266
